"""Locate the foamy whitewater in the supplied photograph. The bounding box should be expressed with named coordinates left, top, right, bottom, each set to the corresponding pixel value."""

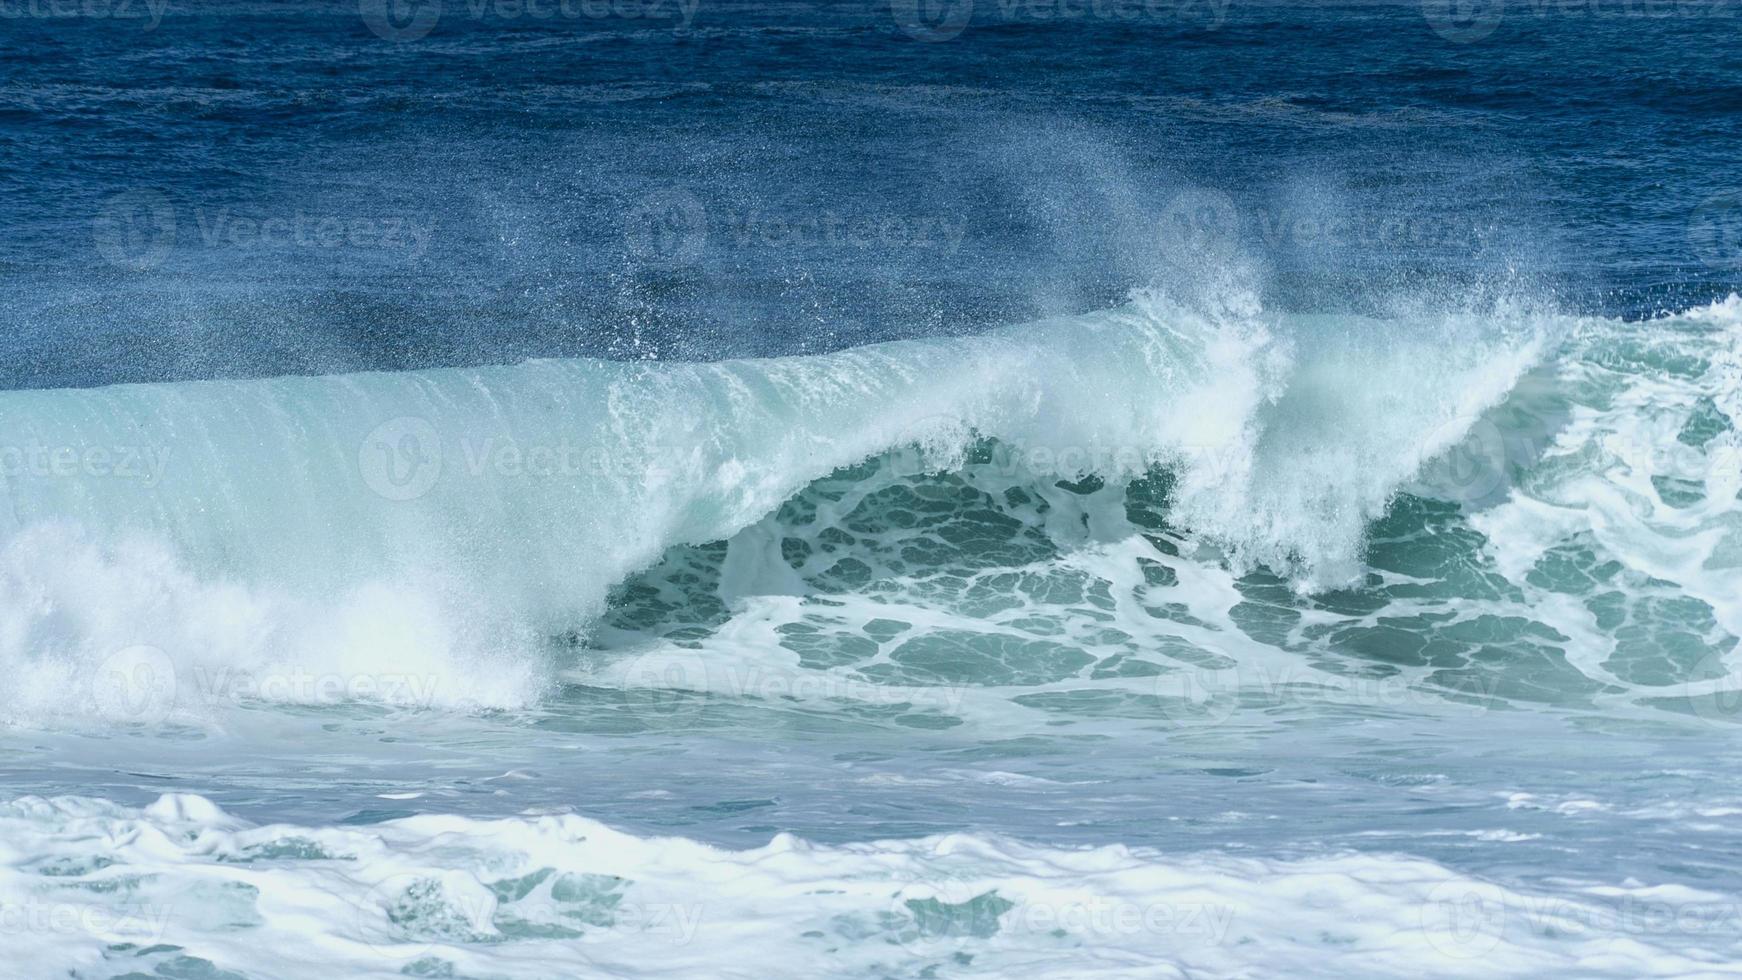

left=2, top=289, right=1741, bottom=977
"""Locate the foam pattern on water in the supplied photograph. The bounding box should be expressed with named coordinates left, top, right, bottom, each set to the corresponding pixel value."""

left=0, top=289, right=1566, bottom=727
left=2, top=792, right=1737, bottom=979
left=587, top=297, right=1742, bottom=733
left=1, top=299, right=1739, bottom=978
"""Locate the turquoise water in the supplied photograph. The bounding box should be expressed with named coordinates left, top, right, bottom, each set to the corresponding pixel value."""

left=3, top=2, right=1742, bottom=977
left=3, top=293, right=1741, bottom=975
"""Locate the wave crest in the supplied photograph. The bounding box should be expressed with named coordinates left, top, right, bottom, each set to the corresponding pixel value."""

left=0, top=290, right=1599, bottom=725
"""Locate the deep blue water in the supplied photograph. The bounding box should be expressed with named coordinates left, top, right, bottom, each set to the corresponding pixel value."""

left=2, top=0, right=1738, bottom=389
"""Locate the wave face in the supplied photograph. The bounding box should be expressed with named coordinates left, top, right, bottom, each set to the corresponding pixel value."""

left=0, top=291, right=1738, bottom=734
left=586, top=297, right=1742, bottom=738
left=0, top=288, right=1569, bottom=726
left=3, top=295, right=1742, bottom=979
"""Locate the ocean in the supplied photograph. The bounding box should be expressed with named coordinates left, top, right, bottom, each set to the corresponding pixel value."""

left=1, top=1, right=1741, bottom=976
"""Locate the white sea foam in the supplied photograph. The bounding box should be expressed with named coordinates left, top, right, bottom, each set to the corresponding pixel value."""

left=0, top=289, right=1572, bottom=727
left=1471, top=297, right=1742, bottom=710
left=0, top=792, right=1734, bottom=979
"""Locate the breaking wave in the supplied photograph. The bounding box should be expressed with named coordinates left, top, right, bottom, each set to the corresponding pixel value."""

left=3, top=289, right=1738, bottom=728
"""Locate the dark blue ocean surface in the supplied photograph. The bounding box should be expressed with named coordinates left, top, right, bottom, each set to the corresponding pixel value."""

left=0, top=0, right=1737, bottom=389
